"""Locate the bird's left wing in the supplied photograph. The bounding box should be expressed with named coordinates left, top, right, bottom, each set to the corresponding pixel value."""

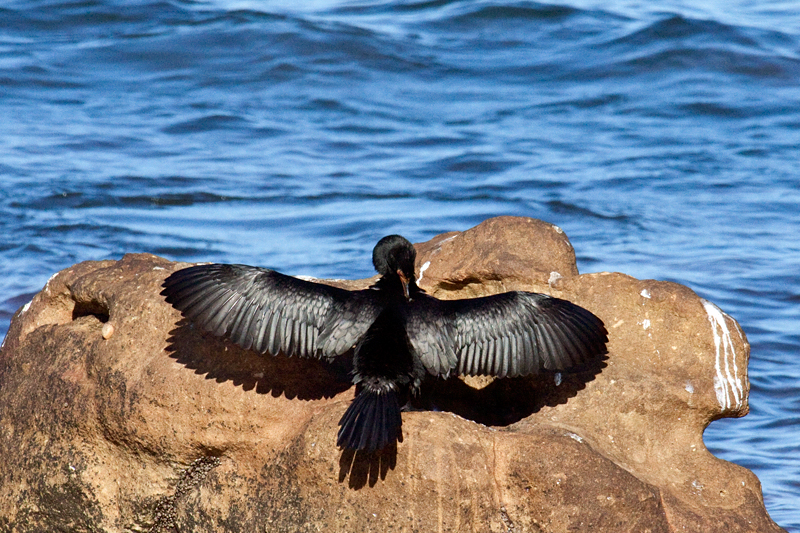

left=161, top=263, right=381, bottom=360
left=407, top=291, right=607, bottom=378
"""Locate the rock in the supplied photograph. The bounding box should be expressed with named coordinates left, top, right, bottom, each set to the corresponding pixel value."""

left=0, top=216, right=784, bottom=532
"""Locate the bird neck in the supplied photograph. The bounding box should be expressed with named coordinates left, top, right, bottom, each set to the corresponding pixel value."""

left=372, top=274, right=418, bottom=299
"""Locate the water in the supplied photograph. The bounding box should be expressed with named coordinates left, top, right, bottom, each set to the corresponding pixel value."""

left=2, top=0, right=799, bottom=528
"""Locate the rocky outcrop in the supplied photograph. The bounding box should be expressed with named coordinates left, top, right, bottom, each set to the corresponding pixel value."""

left=0, top=216, right=784, bottom=532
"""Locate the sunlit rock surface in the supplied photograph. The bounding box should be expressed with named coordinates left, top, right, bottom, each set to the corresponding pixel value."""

left=0, top=216, right=783, bottom=532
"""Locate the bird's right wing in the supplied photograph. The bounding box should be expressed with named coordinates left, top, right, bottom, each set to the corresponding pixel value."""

left=448, top=292, right=608, bottom=377
left=161, top=263, right=381, bottom=360
left=408, top=291, right=607, bottom=378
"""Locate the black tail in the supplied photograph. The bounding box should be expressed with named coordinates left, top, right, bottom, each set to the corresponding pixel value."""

left=337, top=385, right=402, bottom=451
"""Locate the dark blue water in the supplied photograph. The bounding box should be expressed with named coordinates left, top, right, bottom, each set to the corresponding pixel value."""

left=2, top=0, right=798, bottom=527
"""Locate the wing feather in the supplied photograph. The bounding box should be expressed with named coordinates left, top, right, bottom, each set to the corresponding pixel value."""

left=539, top=321, right=565, bottom=369
left=483, top=337, right=493, bottom=375
left=252, top=303, right=272, bottom=353
left=267, top=311, right=281, bottom=355
left=509, top=333, right=520, bottom=377
left=162, top=263, right=381, bottom=360
left=462, top=343, right=473, bottom=375
left=501, top=336, right=511, bottom=378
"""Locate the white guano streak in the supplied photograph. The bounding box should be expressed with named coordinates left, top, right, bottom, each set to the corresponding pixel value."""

left=702, top=299, right=744, bottom=412
left=417, top=261, right=430, bottom=284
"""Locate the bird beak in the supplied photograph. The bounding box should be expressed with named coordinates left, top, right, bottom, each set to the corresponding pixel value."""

left=397, top=269, right=410, bottom=300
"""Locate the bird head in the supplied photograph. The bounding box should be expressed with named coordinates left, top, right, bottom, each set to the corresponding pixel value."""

left=372, top=234, right=417, bottom=300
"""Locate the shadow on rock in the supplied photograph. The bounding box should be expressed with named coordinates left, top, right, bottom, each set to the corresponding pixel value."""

left=338, top=444, right=399, bottom=490
left=165, top=319, right=353, bottom=401
left=414, top=355, right=608, bottom=427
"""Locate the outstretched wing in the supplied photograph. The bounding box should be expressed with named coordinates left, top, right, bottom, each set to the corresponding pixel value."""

left=161, top=264, right=381, bottom=360
left=408, top=292, right=607, bottom=378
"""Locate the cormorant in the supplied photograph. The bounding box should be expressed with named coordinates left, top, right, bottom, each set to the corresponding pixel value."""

left=161, top=235, right=608, bottom=452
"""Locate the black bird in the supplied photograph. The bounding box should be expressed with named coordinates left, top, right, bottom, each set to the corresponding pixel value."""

left=161, top=235, right=608, bottom=452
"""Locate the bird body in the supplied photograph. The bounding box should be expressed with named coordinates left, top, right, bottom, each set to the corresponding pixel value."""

left=161, top=235, right=608, bottom=452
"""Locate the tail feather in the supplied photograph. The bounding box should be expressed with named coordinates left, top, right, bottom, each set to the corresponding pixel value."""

left=338, top=386, right=402, bottom=451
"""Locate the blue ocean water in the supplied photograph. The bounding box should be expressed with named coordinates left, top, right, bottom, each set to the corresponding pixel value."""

left=1, top=0, right=798, bottom=528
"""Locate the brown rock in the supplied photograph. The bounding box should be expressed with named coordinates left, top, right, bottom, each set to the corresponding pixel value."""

left=0, top=216, right=783, bottom=532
